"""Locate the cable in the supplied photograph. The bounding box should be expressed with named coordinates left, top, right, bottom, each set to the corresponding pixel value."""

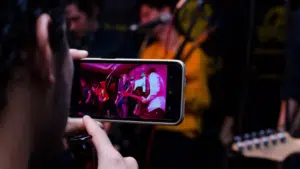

left=164, top=0, right=190, bottom=56
left=164, top=14, right=176, bottom=56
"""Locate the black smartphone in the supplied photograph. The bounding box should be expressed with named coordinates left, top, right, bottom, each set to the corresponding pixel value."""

left=70, top=58, right=185, bottom=125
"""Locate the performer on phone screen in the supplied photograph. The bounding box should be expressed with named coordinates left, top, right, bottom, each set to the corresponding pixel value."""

left=79, top=78, right=92, bottom=115
left=115, top=73, right=131, bottom=118
left=126, top=68, right=166, bottom=119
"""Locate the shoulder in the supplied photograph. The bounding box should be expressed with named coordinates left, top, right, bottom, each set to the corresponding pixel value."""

left=149, top=72, right=159, bottom=78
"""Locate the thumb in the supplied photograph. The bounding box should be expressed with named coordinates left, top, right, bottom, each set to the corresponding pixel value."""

left=82, top=116, right=114, bottom=153
left=124, top=157, right=138, bottom=169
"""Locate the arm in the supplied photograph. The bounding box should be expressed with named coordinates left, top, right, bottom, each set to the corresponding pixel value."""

left=115, top=95, right=119, bottom=104
left=184, top=48, right=211, bottom=113
left=144, top=73, right=161, bottom=103
left=85, top=90, right=92, bottom=104
left=278, top=100, right=286, bottom=129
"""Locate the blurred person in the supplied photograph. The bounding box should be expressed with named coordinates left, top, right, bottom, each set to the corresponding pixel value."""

left=98, top=81, right=111, bottom=116
left=138, top=0, right=211, bottom=169
left=126, top=68, right=166, bottom=119
left=0, top=1, right=137, bottom=169
left=277, top=1, right=300, bottom=169
left=79, top=78, right=92, bottom=115
left=65, top=0, right=138, bottom=58
left=115, top=73, right=131, bottom=118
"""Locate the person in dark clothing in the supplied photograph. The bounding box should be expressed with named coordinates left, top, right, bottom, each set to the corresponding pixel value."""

left=65, top=0, right=138, bottom=58
left=278, top=0, right=300, bottom=138
left=278, top=1, right=300, bottom=169
left=79, top=79, right=92, bottom=115
left=115, top=73, right=131, bottom=118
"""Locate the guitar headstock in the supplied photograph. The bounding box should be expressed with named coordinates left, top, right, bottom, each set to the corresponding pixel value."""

left=231, top=129, right=300, bottom=162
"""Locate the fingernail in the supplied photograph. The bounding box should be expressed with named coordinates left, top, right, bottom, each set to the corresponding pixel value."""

left=83, top=115, right=91, bottom=119
left=79, top=50, right=88, bottom=55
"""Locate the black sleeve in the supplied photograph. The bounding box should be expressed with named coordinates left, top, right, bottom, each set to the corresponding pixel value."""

left=281, top=5, right=300, bottom=102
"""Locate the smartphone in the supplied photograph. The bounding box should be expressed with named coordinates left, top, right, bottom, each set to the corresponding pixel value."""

left=70, top=58, right=185, bottom=125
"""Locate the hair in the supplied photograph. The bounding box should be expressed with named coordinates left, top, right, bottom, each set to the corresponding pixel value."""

left=146, top=67, right=156, bottom=74
left=0, top=0, right=67, bottom=110
left=66, top=0, right=100, bottom=18
left=139, top=0, right=178, bottom=11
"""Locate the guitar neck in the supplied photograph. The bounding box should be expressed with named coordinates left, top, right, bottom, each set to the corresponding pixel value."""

left=232, top=130, right=300, bottom=162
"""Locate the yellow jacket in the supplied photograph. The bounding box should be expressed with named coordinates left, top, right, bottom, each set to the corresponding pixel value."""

left=140, top=39, right=211, bottom=138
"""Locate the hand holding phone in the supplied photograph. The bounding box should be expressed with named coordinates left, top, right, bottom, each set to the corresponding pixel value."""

left=82, top=116, right=138, bottom=169
left=70, top=58, right=185, bottom=125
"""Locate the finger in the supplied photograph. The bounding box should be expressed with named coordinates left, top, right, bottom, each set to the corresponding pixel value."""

left=65, top=118, right=103, bottom=134
left=123, top=157, right=138, bottom=169
left=70, top=49, right=88, bottom=60
left=82, top=116, right=115, bottom=153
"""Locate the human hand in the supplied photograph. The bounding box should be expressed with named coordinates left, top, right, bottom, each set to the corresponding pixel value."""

left=83, top=116, right=138, bottom=169
left=278, top=101, right=287, bottom=130
left=64, top=118, right=103, bottom=136
left=65, top=118, right=113, bottom=135
left=70, top=49, right=88, bottom=60
left=141, top=97, right=147, bottom=104
left=220, top=116, right=234, bottom=146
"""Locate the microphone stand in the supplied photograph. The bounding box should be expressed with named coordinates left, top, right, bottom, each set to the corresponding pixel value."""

left=174, top=0, right=205, bottom=60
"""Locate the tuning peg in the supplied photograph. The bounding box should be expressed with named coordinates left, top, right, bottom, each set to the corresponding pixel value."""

left=251, top=132, right=257, bottom=138
left=251, top=132, right=260, bottom=148
left=244, top=133, right=251, bottom=139
left=234, top=136, right=242, bottom=142
left=266, top=129, right=273, bottom=135
left=244, top=133, right=252, bottom=150
left=277, top=131, right=286, bottom=143
left=259, top=130, right=265, bottom=136
left=259, top=130, right=269, bottom=147
left=234, top=136, right=244, bottom=151
left=266, top=129, right=277, bottom=145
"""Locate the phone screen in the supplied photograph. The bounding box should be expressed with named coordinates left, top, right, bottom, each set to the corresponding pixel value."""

left=70, top=59, right=184, bottom=125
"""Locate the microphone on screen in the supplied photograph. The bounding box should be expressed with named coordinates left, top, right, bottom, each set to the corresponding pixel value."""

left=129, top=13, right=172, bottom=32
